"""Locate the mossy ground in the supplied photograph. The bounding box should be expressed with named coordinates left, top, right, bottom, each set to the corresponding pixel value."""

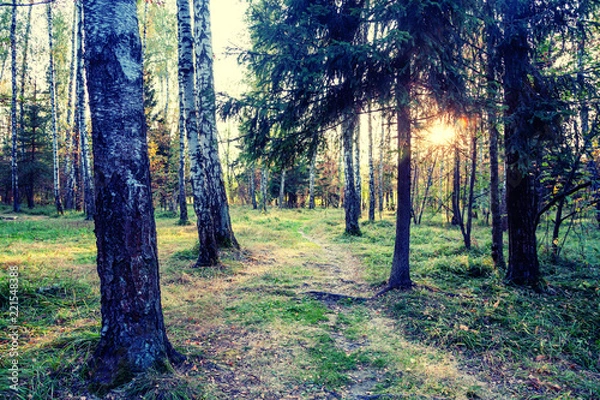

left=0, top=204, right=598, bottom=399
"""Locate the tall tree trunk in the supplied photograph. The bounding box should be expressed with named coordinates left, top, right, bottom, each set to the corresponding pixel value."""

left=193, top=0, right=238, bottom=248
left=485, top=0, right=505, bottom=269
left=342, top=109, right=361, bottom=235
left=367, top=103, right=375, bottom=221
left=279, top=169, right=286, bottom=209
left=353, top=109, right=362, bottom=215
left=177, top=0, right=218, bottom=266
left=465, top=130, right=477, bottom=250
left=260, top=167, right=268, bottom=213
left=250, top=164, right=257, bottom=209
left=18, top=3, right=32, bottom=158
left=83, top=0, right=184, bottom=390
left=64, top=2, right=78, bottom=211
left=76, top=0, right=95, bottom=220
left=501, top=0, right=540, bottom=287
left=378, top=111, right=385, bottom=217
left=177, top=80, right=189, bottom=224
left=308, top=152, right=316, bottom=209
left=47, top=3, right=63, bottom=215
left=10, top=1, right=19, bottom=213
left=388, top=64, right=413, bottom=290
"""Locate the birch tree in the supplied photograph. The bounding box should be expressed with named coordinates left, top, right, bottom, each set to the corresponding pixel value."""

left=83, top=0, right=184, bottom=389
left=193, top=0, right=238, bottom=248
left=47, top=2, right=63, bottom=214
left=177, top=0, right=218, bottom=266
left=76, top=0, right=94, bottom=220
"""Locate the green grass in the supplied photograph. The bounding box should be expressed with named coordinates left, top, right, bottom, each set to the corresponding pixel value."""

left=0, top=205, right=598, bottom=399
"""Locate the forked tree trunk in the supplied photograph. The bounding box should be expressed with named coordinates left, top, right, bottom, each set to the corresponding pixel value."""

left=83, top=0, right=184, bottom=391
left=388, top=65, right=413, bottom=290
left=177, top=0, right=218, bottom=266
left=47, top=3, right=63, bottom=215
left=342, top=110, right=361, bottom=235
left=10, top=1, right=19, bottom=213
left=193, top=0, right=238, bottom=248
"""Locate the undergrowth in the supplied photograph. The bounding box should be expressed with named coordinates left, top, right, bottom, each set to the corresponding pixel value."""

left=0, top=206, right=598, bottom=399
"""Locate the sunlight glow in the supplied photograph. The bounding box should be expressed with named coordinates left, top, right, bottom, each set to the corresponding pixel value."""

left=425, top=121, right=457, bottom=146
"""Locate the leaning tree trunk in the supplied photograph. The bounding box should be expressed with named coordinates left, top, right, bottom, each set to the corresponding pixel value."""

left=83, top=0, right=184, bottom=391
left=177, top=0, right=218, bottom=266
left=193, top=0, right=238, bottom=248
left=76, top=0, right=95, bottom=220
left=47, top=3, right=64, bottom=215
left=501, top=0, right=540, bottom=287
left=342, top=109, right=361, bottom=236
left=177, top=79, right=189, bottom=224
left=388, top=64, right=413, bottom=290
left=10, top=1, right=19, bottom=213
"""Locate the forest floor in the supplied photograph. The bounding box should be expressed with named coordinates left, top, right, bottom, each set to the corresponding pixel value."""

left=0, top=205, right=599, bottom=399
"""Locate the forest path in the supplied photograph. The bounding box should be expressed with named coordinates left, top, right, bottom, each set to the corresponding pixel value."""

left=176, top=217, right=497, bottom=399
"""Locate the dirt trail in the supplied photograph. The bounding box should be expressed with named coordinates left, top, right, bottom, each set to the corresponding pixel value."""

left=186, top=229, right=495, bottom=399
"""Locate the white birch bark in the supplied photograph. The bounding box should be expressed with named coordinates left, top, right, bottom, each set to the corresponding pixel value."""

left=177, top=0, right=218, bottom=266
left=76, top=0, right=94, bottom=220
left=47, top=3, right=63, bottom=214
left=193, top=0, right=238, bottom=247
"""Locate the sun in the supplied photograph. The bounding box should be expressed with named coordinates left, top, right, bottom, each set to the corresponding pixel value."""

left=425, top=121, right=457, bottom=146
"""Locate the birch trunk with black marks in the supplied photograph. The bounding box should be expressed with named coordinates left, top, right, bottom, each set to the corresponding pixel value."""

left=342, top=110, right=361, bottom=235
left=260, top=167, right=268, bottom=213
left=64, top=2, right=78, bottom=211
left=84, top=0, right=184, bottom=390
left=177, top=0, right=218, bottom=266
left=10, top=1, right=19, bottom=212
left=177, top=79, right=188, bottom=224
left=388, top=64, right=413, bottom=290
left=193, top=0, right=238, bottom=248
left=353, top=110, right=361, bottom=215
left=76, top=0, right=95, bottom=220
left=18, top=2, right=32, bottom=158
left=47, top=3, right=63, bottom=214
